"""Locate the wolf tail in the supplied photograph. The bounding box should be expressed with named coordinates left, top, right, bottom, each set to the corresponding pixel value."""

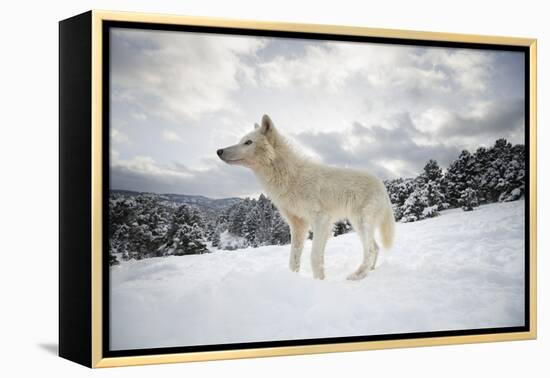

left=379, top=197, right=395, bottom=250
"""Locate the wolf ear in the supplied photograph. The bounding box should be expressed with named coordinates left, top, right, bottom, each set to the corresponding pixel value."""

left=260, top=114, right=274, bottom=135
left=254, top=123, right=260, bottom=130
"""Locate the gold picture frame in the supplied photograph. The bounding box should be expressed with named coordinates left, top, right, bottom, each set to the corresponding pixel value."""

left=59, top=10, right=537, bottom=368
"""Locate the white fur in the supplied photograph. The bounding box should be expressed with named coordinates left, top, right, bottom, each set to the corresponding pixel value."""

left=218, top=114, right=395, bottom=280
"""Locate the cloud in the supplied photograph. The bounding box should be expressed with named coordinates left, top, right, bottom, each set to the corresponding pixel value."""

left=413, top=48, right=495, bottom=92
left=295, top=113, right=461, bottom=179
left=256, top=41, right=493, bottom=97
left=110, top=28, right=266, bottom=121
left=437, top=98, right=525, bottom=139
left=111, top=128, right=129, bottom=144
left=112, top=154, right=192, bottom=180
left=257, top=43, right=410, bottom=92
left=162, top=130, right=183, bottom=143
left=111, top=154, right=261, bottom=198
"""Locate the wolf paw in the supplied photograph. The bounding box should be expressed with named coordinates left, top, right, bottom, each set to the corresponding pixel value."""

left=289, top=260, right=300, bottom=272
left=347, top=270, right=368, bottom=281
left=312, top=270, right=325, bottom=280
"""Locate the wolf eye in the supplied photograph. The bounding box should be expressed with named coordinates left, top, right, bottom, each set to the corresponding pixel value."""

left=244, top=140, right=253, bottom=145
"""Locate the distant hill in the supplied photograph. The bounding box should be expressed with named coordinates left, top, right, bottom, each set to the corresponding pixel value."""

left=111, top=189, right=243, bottom=215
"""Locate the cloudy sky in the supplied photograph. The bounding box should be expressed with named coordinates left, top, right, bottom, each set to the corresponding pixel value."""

left=109, top=27, right=525, bottom=199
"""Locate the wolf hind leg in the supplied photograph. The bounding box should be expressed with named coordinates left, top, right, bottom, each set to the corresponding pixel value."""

left=347, top=216, right=374, bottom=280
left=370, top=240, right=380, bottom=270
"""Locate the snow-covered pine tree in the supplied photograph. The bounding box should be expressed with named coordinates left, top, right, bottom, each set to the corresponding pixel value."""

left=132, top=195, right=170, bottom=258
left=256, top=194, right=274, bottom=245
left=112, top=224, right=130, bottom=260
left=211, top=206, right=231, bottom=248
left=243, top=204, right=261, bottom=247
left=128, top=222, right=152, bottom=260
left=149, top=202, right=171, bottom=257
left=210, top=223, right=225, bottom=248
left=470, top=139, right=525, bottom=203
left=109, top=252, right=120, bottom=266
left=163, top=204, right=208, bottom=256
left=460, top=188, right=479, bottom=211
left=204, top=218, right=218, bottom=244
left=422, top=180, right=445, bottom=211
left=498, top=142, right=525, bottom=202
left=396, top=161, right=445, bottom=223
left=210, top=194, right=294, bottom=248
left=384, top=177, right=416, bottom=221
left=271, top=210, right=291, bottom=245
left=472, top=146, right=491, bottom=204
left=227, top=198, right=251, bottom=237
left=109, top=195, right=133, bottom=260
left=420, top=159, right=443, bottom=183
left=188, top=206, right=208, bottom=253
left=400, top=185, right=428, bottom=223
left=444, top=150, right=477, bottom=208
left=333, top=220, right=352, bottom=236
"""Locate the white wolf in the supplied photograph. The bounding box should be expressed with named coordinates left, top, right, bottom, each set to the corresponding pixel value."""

left=217, top=115, right=395, bottom=280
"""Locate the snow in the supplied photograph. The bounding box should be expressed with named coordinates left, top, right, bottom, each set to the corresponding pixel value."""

left=110, top=200, right=525, bottom=351
left=422, top=204, right=439, bottom=217
left=218, top=229, right=248, bottom=250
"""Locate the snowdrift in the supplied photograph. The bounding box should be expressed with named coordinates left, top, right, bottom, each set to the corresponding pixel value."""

left=110, top=200, right=525, bottom=350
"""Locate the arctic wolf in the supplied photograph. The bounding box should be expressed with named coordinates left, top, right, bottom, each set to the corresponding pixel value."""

left=217, top=115, right=395, bottom=280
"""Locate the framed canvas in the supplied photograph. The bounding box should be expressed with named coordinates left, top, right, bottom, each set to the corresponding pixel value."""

left=59, top=10, right=537, bottom=368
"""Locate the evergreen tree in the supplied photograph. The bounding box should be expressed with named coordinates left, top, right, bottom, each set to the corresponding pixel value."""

left=400, top=187, right=428, bottom=223
left=333, top=220, right=352, bottom=236
left=256, top=194, right=274, bottom=244
left=271, top=210, right=291, bottom=245
left=460, top=188, right=479, bottom=211
left=210, top=223, right=225, bottom=248
left=420, top=159, right=443, bottom=183
left=472, top=146, right=491, bottom=203
left=243, top=205, right=261, bottom=247
left=384, top=177, right=416, bottom=221
left=112, top=224, right=130, bottom=260
left=444, top=150, right=477, bottom=208
left=163, top=204, right=208, bottom=256
left=227, top=198, right=250, bottom=236
left=422, top=180, right=446, bottom=210
left=109, top=252, right=120, bottom=266
left=210, top=193, right=293, bottom=249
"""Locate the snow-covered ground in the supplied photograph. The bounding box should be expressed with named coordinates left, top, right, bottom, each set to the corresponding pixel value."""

left=110, top=200, right=525, bottom=351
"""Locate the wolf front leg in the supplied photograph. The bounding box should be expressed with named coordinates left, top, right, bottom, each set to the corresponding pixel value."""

left=280, top=210, right=309, bottom=273
left=310, top=214, right=332, bottom=280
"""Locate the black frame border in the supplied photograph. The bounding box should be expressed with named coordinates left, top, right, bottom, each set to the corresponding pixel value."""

left=59, top=11, right=93, bottom=367
left=101, top=20, right=531, bottom=359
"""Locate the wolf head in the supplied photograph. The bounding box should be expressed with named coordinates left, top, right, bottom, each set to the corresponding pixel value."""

left=217, top=114, right=279, bottom=169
